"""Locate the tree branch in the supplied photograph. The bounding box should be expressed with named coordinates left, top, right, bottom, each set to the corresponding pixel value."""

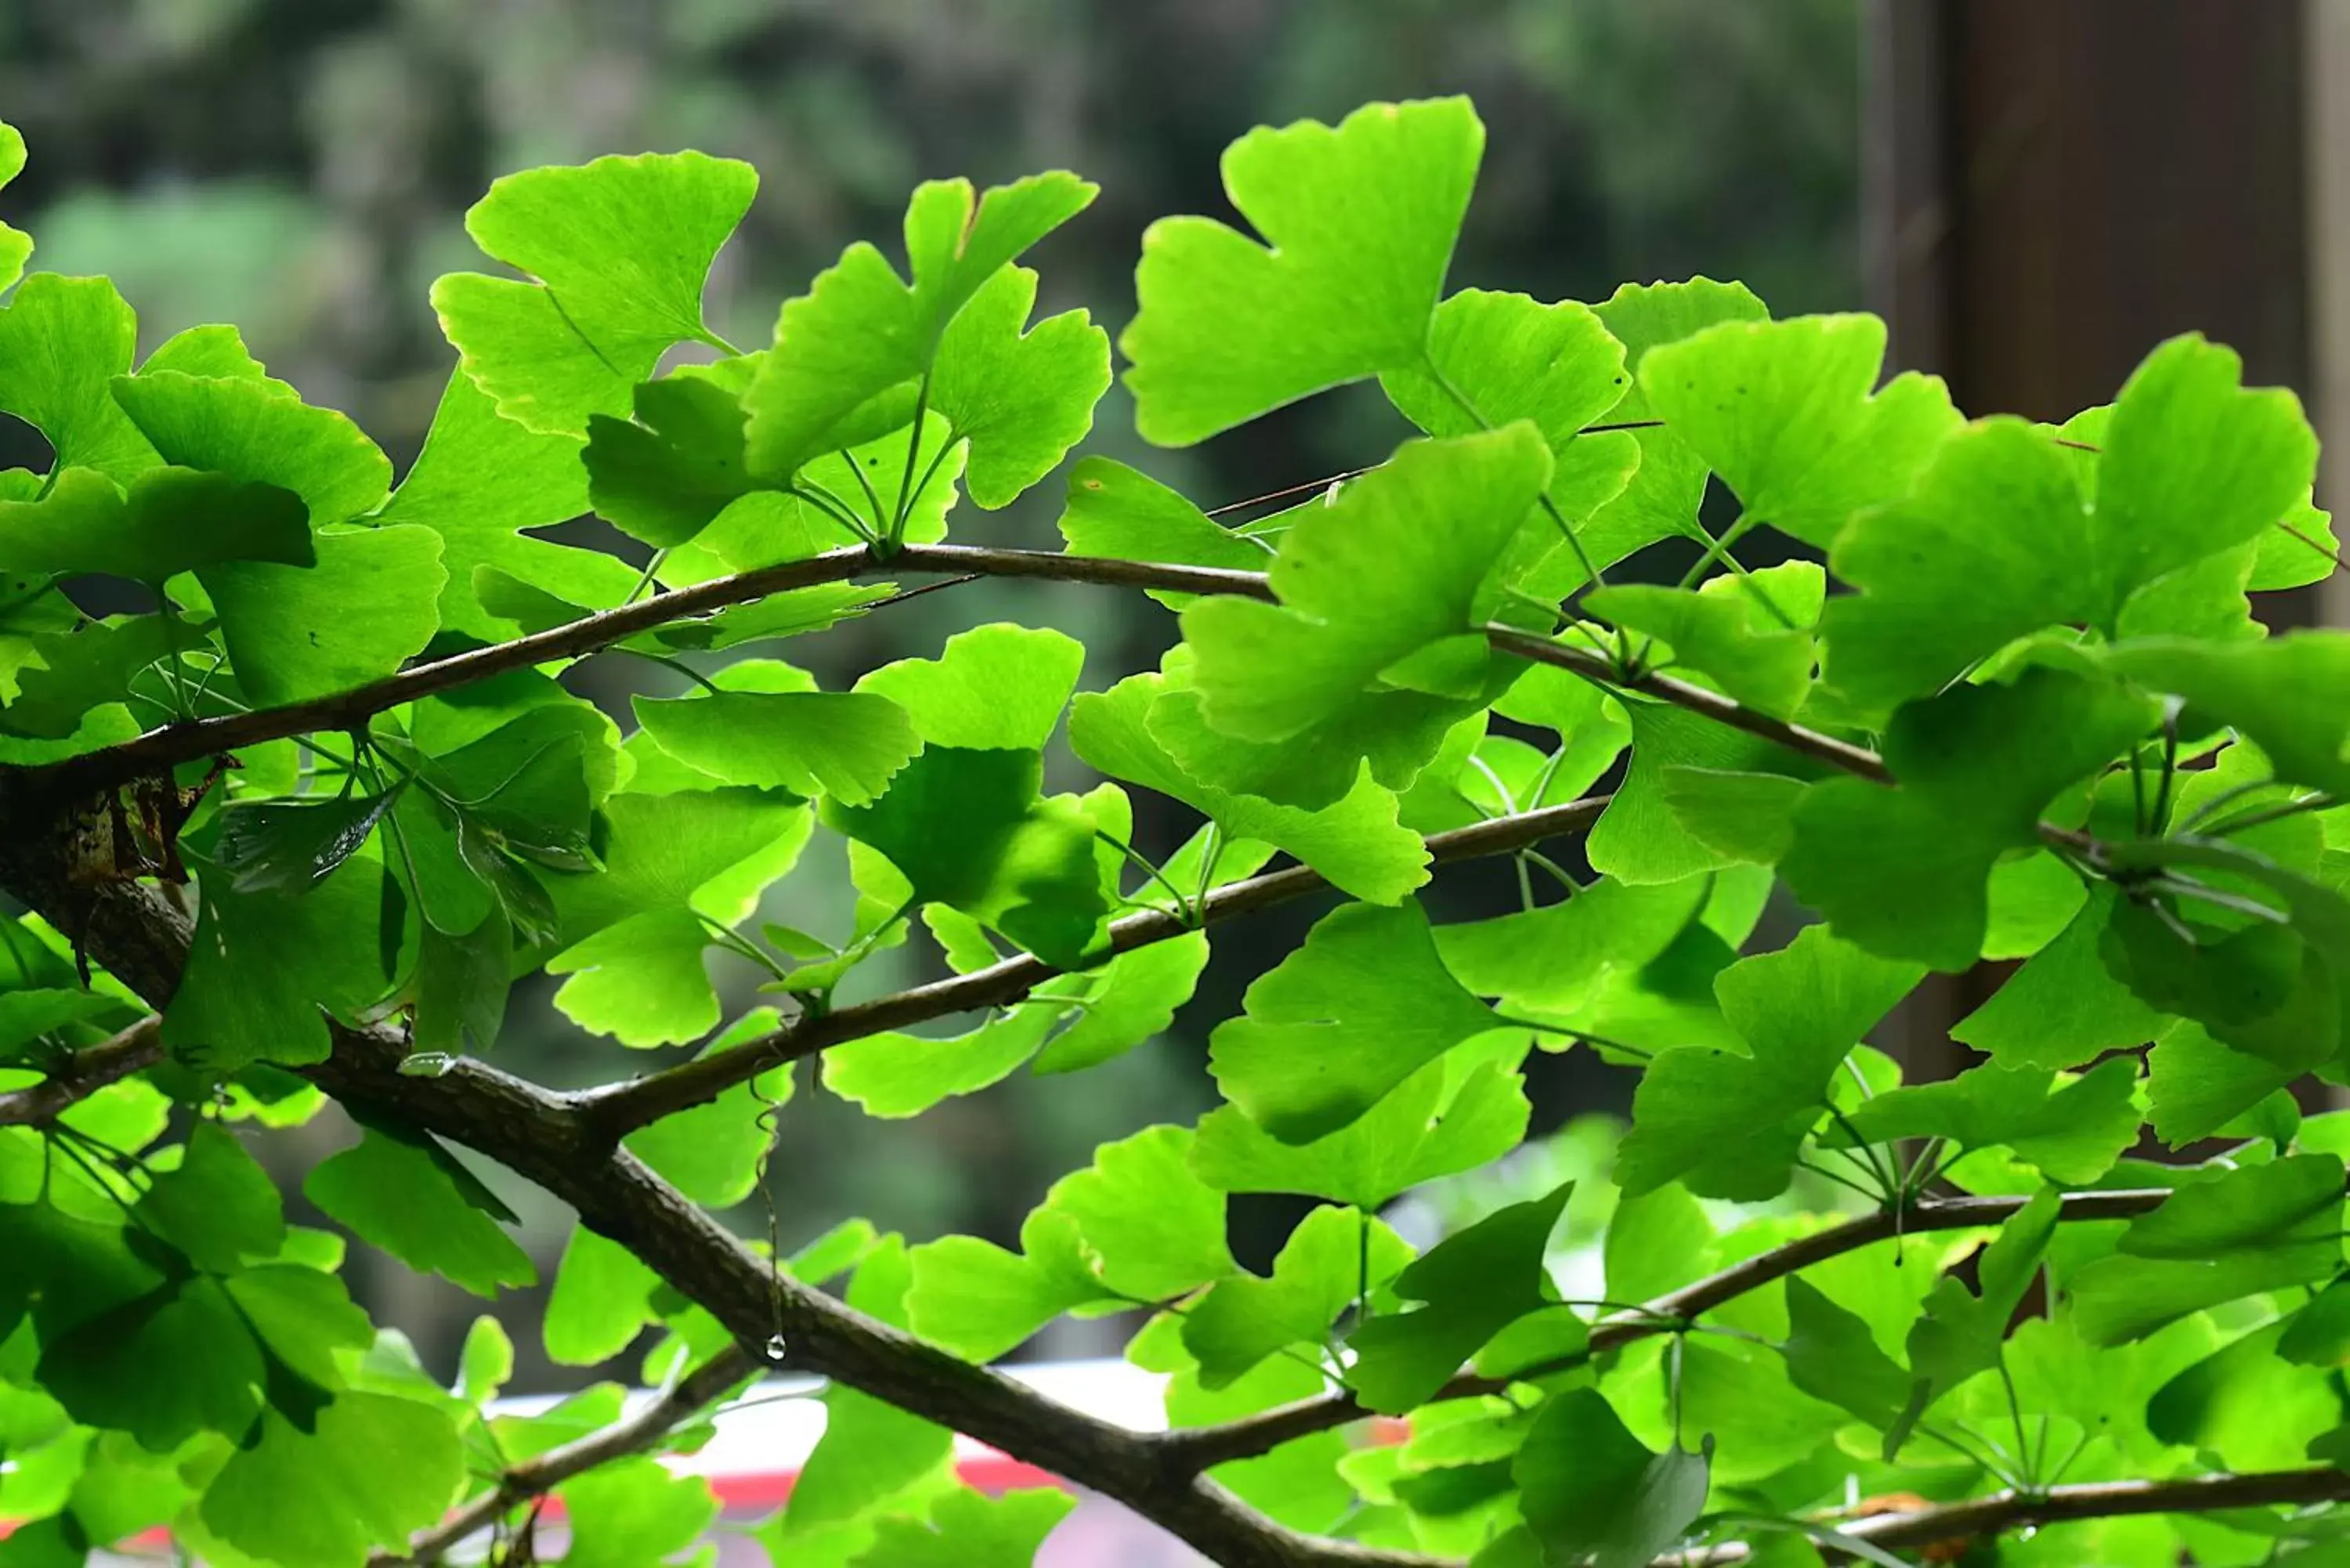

left=0, top=826, right=1441, bottom=1568
left=1481, top=626, right=1893, bottom=784
left=1154, top=1187, right=2175, bottom=1472
left=577, top=794, right=1614, bottom=1138
left=1843, top=1465, right=2350, bottom=1553
left=28, top=544, right=1278, bottom=797
left=373, top=1344, right=760, bottom=1566
left=24, top=544, right=1907, bottom=808
left=0, top=1015, right=164, bottom=1126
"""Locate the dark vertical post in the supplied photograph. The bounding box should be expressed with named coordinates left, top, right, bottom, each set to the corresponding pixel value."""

left=1860, top=0, right=2319, bottom=1081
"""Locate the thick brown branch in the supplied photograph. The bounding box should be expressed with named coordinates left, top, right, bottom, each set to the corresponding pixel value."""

left=374, top=1345, right=760, bottom=1566
left=0, top=1015, right=164, bottom=1126
left=0, top=807, right=1436, bottom=1568
left=578, top=794, right=1614, bottom=1137
left=1154, top=1187, right=2174, bottom=1472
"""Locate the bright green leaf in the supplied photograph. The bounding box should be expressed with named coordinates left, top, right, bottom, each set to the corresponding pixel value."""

left=1208, top=901, right=1497, bottom=1144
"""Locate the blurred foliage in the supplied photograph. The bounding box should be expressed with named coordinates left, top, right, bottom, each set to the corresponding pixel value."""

left=0, top=0, right=1859, bottom=1383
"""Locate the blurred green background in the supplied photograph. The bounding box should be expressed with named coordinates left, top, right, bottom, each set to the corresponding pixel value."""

left=0, top=0, right=1863, bottom=1387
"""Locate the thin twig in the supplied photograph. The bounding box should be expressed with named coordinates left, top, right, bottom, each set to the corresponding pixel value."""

left=1152, top=1187, right=2180, bottom=1472
left=372, top=1346, right=759, bottom=1566
left=0, top=1016, right=164, bottom=1126
left=578, top=794, right=1614, bottom=1136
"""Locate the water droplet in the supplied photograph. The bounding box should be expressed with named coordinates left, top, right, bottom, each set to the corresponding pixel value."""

left=397, top=1053, right=457, bottom=1078
left=764, top=1334, right=790, bottom=1362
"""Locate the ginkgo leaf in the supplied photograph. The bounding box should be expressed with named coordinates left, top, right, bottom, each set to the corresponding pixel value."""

left=1030, top=934, right=1210, bottom=1075
left=1124, top=97, right=1484, bottom=444
left=1641, top=313, right=1960, bottom=548
left=1580, top=276, right=1771, bottom=565
left=1887, top=1189, right=2059, bottom=1452
left=581, top=370, right=761, bottom=547
left=1614, top=924, right=1922, bottom=1200
left=906, top=1128, right=1230, bottom=1360
left=1589, top=699, right=1812, bottom=886
left=1190, top=1047, right=1530, bottom=1211
left=0, top=465, right=312, bottom=584
left=1182, top=1205, right=1410, bottom=1389
left=374, top=366, right=631, bottom=641
left=2102, top=632, right=2350, bottom=799
left=903, top=1208, right=1119, bottom=1363
left=822, top=1004, right=1061, bottom=1118
left=621, top=1012, right=794, bottom=1207
left=200, top=1392, right=464, bottom=1568
left=1514, top=1389, right=1710, bottom=1568
left=1069, top=671, right=1429, bottom=904
left=1781, top=667, right=2156, bottom=970
left=0, top=611, right=179, bottom=741
left=1208, top=900, right=1498, bottom=1143
left=743, top=172, right=1096, bottom=479
left=2145, top=1023, right=2299, bottom=1147
left=634, top=688, right=921, bottom=807
left=305, top=1129, right=537, bottom=1298
left=0, top=273, right=157, bottom=481
left=548, top=907, right=718, bottom=1048
left=1436, top=876, right=1710, bottom=1015
left=825, top=750, right=1104, bottom=968
left=433, top=150, right=758, bottom=434
left=1043, top=1125, right=1235, bottom=1302
left=1149, top=645, right=1492, bottom=813
left=2068, top=1156, right=2344, bottom=1344
left=851, top=1487, right=1076, bottom=1568
left=931, top=263, right=1111, bottom=507
left=200, top=525, right=447, bottom=706
left=0, top=121, right=27, bottom=291
left=1827, top=1058, right=2142, bottom=1186
left=1182, top=426, right=1549, bottom=745
left=1347, top=1180, right=1570, bottom=1412
left=1828, top=341, right=2316, bottom=712
left=854, top=623, right=1083, bottom=751
left=1587, top=561, right=1824, bottom=718
left=1054, top=457, right=1269, bottom=605
left=1380, top=288, right=1641, bottom=573
left=112, top=370, right=393, bottom=526
left=558, top=1458, right=720, bottom=1568
left=135, top=1123, right=285, bottom=1274
left=140, top=322, right=292, bottom=387
left=1952, top=885, right=2171, bottom=1067
left=164, top=854, right=392, bottom=1073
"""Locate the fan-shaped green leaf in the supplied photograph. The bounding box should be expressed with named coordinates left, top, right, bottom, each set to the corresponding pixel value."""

left=0, top=465, right=312, bottom=583
left=1182, top=425, right=1549, bottom=746
left=931, top=264, right=1110, bottom=507
left=1641, top=313, right=1959, bottom=548
left=1615, top=925, right=1921, bottom=1200
left=1209, top=901, right=1497, bottom=1143
left=200, top=1392, right=463, bottom=1568
left=0, top=274, right=157, bottom=481
left=0, top=121, right=27, bottom=291
left=433, top=150, right=758, bottom=434
left=1071, top=671, right=1428, bottom=903
left=743, top=172, right=1095, bottom=479
left=1182, top=1205, right=1409, bottom=1389
left=1781, top=667, right=2156, bottom=970
left=305, top=1129, right=536, bottom=1298
left=1347, top=1180, right=1571, bottom=1412
left=112, top=370, right=392, bottom=526
left=1124, top=98, right=1483, bottom=444
left=200, top=525, right=446, bottom=707
left=1580, top=276, right=1772, bottom=564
